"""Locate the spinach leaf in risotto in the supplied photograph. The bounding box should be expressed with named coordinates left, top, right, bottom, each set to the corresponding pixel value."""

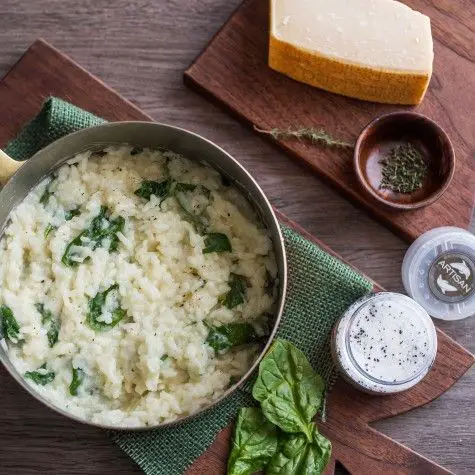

left=35, top=303, right=60, bottom=347
left=86, top=284, right=126, bottom=332
left=223, top=274, right=248, bottom=309
left=0, top=305, right=22, bottom=343
left=62, top=207, right=125, bottom=266
left=203, top=233, right=232, bottom=254
left=25, top=364, right=55, bottom=386
left=206, top=323, right=259, bottom=353
left=69, top=367, right=85, bottom=396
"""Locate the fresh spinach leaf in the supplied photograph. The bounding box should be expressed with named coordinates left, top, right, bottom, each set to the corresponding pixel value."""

left=108, top=216, right=125, bottom=252
left=175, top=191, right=207, bottom=235
left=69, top=367, right=85, bottom=396
left=88, top=208, right=125, bottom=252
left=65, top=208, right=81, bottom=221
left=46, top=321, right=60, bottom=347
left=0, top=305, right=21, bottom=343
left=203, top=233, right=232, bottom=254
left=174, top=183, right=211, bottom=234
left=62, top=207, right=125, bottom=266
left=35, top=303, right=60, bottom=347
left=206, top=323, right=258, bottom=353
left=89, top=206, right=108, bottom=234
left=134, top=179, right=173, bottom=201
left=175, top=182, right=211, bottom=198
left=25, top=363, right=55, bottom=386
left=86, top=284, right=126, bottom=331
left=136, top=179, right=212, bottom=235
left=62, top=230, right=87, bottom=266
left=227, top=407, right=279, bottom=475
left=35, top=303, right=53, bottom=325
left=267, top=423, right=331, bottom=475
left=223, top=274, right=248, bottom=309
left=174, top=182, right=197, bottom=193
left=45, top=208, right=80, bottom=240
left=252, top=339, right=325, bottom=441
left=39, top=183, right=53, bottom=205
left=44, top=224, right=56, bottom=238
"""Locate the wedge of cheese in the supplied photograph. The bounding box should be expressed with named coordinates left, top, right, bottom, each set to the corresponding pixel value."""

left=269, top=0, right=434, bottom=105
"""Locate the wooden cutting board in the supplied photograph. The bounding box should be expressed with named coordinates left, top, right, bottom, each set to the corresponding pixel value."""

left=184, top=0, right=475, bottom=243
left=0, top=39, right=473, bottom=475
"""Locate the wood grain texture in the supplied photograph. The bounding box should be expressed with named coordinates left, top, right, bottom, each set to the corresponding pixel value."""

left=0, top=1, right=473, bottom=473
left=184, top=0, right=475, bottom=243
left=0, top=39, right=472, bottom=475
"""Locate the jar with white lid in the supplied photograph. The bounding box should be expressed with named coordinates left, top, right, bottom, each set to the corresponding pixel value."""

left=402, top=227, right=475, bottom=321
left=331, top=292, right=437, bottom=395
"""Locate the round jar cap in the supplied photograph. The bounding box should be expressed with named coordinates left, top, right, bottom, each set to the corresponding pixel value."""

left=402, top=227, right=475, bottom=320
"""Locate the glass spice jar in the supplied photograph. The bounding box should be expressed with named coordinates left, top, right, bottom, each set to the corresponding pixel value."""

left=331, top=292, right=437, bottom=395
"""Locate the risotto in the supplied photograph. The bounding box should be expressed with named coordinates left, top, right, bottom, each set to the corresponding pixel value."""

left=0, top=146, right=277, bottom=427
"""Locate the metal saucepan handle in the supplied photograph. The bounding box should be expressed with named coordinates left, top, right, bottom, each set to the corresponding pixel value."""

left=0, top=150, right=23, bottom=186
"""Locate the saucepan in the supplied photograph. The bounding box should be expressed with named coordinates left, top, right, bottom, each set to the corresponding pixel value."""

left=0, top=121, right=287, bottom=430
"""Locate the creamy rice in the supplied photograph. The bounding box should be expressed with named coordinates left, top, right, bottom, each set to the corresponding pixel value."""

left=0, top=146, right=276, bottom=427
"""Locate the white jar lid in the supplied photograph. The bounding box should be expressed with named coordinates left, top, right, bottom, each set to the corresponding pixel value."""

left=402, top=227, right=475, bottom=320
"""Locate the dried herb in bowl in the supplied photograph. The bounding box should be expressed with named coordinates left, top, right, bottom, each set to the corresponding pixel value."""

left=379, top=143, right=428, bottom=194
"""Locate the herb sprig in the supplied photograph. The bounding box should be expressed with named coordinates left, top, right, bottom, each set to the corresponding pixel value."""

left=254, top=126, right=354, bottom=149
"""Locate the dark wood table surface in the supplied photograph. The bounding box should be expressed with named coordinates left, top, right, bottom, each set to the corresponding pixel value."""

left=0, top=1, right=473, bottom=474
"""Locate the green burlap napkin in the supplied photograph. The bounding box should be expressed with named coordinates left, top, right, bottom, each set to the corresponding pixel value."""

left=6, top=97, right=373, bottom=475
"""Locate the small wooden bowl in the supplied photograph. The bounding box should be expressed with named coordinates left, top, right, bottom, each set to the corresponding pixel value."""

left=354, top=112, right=455, bottom=210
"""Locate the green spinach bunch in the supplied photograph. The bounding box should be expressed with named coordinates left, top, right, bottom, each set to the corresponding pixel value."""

left=62, top=206, right=125, bottom=267
left=135, top=179, right=232, bottom=254
left=227, top=339, right=331, bottom=475
left=35, top=303, right=60, bottom=347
